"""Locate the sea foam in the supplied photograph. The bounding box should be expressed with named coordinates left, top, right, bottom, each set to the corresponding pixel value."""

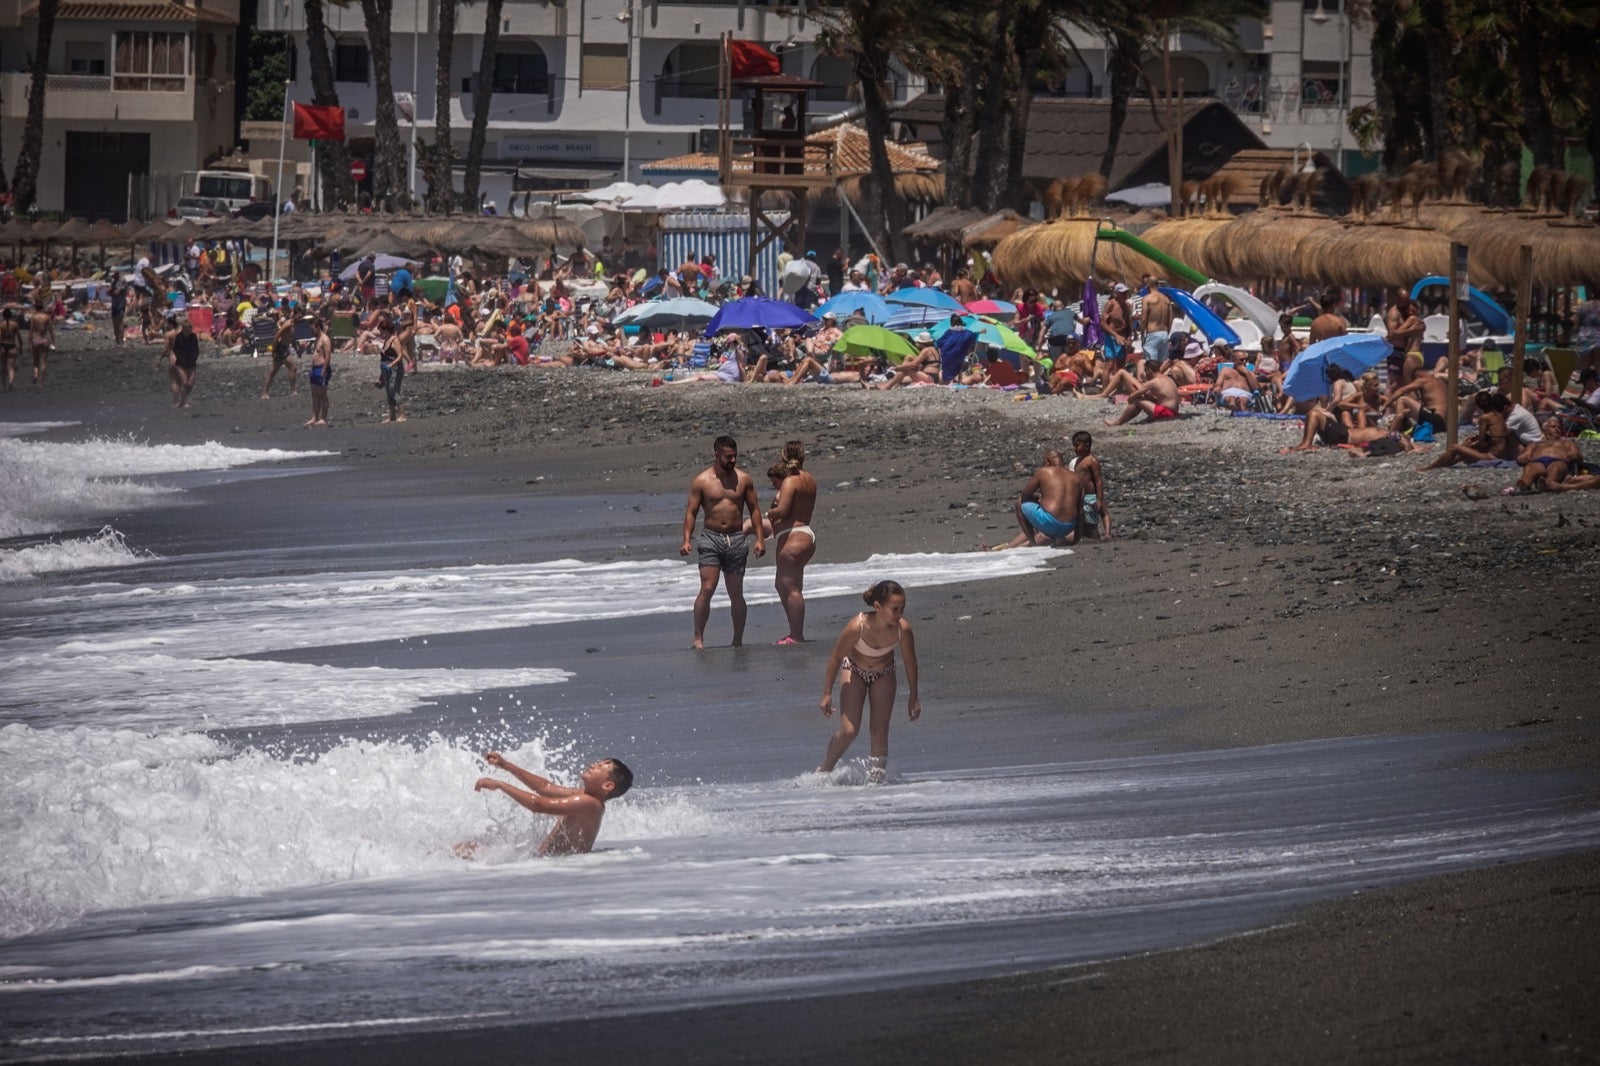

left=0, top=434, right=333, bottom=539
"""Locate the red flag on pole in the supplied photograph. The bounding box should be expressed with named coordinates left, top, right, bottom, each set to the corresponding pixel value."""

left=727, top=40, right=781, bottom=80
left=292, top=102, right=346, bottom=142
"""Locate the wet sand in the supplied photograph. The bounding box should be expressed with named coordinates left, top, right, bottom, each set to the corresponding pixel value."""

left=8, top=335, right=1600, bottom=1063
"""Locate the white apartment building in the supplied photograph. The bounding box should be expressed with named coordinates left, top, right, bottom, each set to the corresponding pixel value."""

left=254, top=0, right=913, bottom=208
left=0, top=0, right=241, bottom=218
left=252, top=0, right=1373, bottom=209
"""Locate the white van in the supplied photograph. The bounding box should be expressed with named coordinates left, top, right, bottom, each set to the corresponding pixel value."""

left=187, top=171, right=274, bottom=215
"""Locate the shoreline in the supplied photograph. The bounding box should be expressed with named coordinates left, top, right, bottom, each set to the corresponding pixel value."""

left=6, top=333, right=1600, bottom=1063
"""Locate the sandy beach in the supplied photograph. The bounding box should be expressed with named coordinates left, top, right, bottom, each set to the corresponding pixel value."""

left=6, top=332, right=1599, bottom=1063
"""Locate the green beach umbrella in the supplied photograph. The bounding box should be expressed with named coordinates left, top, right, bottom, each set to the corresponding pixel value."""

left=931, top=315, right=1040, bottom=362
left=833, top=323, right=918, bottom=364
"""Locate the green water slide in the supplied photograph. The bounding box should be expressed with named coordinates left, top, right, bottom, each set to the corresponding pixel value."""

left=1092, top=222, right=1209, bottom=288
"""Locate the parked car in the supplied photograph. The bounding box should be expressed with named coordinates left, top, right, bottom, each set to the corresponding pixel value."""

left=174, top=196, right=229, bottom=220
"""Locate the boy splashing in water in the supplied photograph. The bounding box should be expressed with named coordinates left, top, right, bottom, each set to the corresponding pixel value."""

left=471, top=752, right=633, bottom=855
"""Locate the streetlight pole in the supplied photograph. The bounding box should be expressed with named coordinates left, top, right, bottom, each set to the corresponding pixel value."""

left=408, top=0, right=420, bottom=197
left=619, top=1, right=633, bottom=181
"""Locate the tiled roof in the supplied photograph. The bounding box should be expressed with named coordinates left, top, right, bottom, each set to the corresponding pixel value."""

left=893, top=94, right=1261, bottom=189
left=24, top=0, right=238, bottom=22
left=641, top=124, right=940, bottom=178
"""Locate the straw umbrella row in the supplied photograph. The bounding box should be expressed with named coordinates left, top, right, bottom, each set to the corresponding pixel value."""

left=990, top=206, right=1600, bottom=293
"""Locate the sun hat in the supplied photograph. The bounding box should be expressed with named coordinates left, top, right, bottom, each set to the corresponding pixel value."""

left=914, top=330, right=934, bottom=344
left=1113, top=282, right=1130, bottom=294
left=821, top=311, right=837, bottom=321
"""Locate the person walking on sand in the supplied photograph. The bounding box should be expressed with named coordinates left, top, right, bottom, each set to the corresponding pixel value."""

left=983, top=448, right=1083, bottom=550
left=379, top=319, right=409, bottom=423
left=767, top=441, right=817, bottom=644
left=471, top=751, right=633, bottom=856
left=262, top=303, right=299, bottom=398
left=168, top=314, right=200, bottom=408
left=0, top=308, right=19, bottom=391
left=305, top=316, right=333, bottom=427
left=681, top=435, right=765, bottom=648
left=27, top=298, right=54, bottom=388
left=817, top=581, right=921, bottom=784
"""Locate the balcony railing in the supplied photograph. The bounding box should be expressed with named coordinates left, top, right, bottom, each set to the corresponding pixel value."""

left=45, top=73, right=113, bottom=92
left=1219, top=75, right=1348, bottom=122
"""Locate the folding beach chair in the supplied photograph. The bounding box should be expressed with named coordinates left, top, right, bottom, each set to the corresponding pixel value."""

left=328, top=313, right=358, bottom=351
left=688, top=342, right=713, bottom=369
left=245, top=316, right=278, bottom=357
left=291, top=317, right=317, bottom=358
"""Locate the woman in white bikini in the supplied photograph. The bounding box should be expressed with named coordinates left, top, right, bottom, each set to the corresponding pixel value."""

left=817, top=580, right=921, bottom=783
left=766, top=440, right=817, bottom=645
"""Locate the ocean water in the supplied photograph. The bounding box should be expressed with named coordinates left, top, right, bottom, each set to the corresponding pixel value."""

left=2, top=423, right=1598, bottom=1061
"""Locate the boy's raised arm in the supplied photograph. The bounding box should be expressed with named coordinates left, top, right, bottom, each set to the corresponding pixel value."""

left=474, top=778, right=595, bottom=816
left=483, top=752, right=581, bottom=797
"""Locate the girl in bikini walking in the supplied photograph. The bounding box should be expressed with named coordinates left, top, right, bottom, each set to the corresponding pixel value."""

left=817, top=580, right=921, bottom=784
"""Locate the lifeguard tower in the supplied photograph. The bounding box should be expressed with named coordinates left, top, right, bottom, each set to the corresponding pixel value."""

left=717, top=45, right=830, bottom=270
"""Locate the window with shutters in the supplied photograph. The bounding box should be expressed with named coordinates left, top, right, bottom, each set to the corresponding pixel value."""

left=581, top=43, right=627, bottom=91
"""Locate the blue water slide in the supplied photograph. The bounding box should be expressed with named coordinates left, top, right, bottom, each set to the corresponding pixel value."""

left=1408, top=277, right=1513, bottom=336
left=1158, top=287, right=1241, bottom=347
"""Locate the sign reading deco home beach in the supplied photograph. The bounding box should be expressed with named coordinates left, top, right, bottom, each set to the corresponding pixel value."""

left=502, top=138, right=598, bottom=160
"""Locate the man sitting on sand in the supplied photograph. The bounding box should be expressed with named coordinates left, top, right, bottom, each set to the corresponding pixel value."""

left=1104, top=366, right=1182, bottom=427
left=983, top=448, right=1082, bottom=549
left=471, top=751, right=632, bottom=856
left=1503, top=419, right=1583, bottom=494
left=1386, top=367, right=1451, bottom=437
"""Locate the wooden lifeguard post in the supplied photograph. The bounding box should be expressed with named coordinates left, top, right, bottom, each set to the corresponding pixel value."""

left=718, top=38, right=829, bottom=273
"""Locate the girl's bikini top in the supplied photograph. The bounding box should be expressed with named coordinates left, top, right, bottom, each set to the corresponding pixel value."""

left=852, top=614, right=899, bottom=659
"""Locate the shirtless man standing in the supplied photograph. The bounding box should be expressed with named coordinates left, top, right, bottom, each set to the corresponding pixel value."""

left=984, top=448, right=1083, bottom=549
left=1309, top=290, right=1349, bottom=343
left=681, top=435, right=766, bottom=648
left=27, top=298, right=54, bottom=388
left=1102, top=283, right=1133, bottom=374
left=1105, top=366, right=1182, bottom=426
left=1139, top=275, right=1175, bottom=369
left=305, top=317, right=333, bottom=427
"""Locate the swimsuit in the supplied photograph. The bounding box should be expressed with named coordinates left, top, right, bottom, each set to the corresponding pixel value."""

left=842, top=656, right=892, bottom=687
left=1533, top=455, right=1563, bottom=467
left=1150, top=404, right=1178, bottom=420
left=1220, top=387, right=1253, bottom=403
left=308, top=364, right=328, bottom=387
left=1142, top=330, right=1169, bottom=363
left=774, top=523, right=815, bottom=546
left=696, top=530, right=750, bottom=575
left=1021, top=500, right=1075, bottom=540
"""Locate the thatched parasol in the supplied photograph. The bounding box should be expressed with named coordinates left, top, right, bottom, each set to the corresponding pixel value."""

left=990, top=219, right=1162, bottom=290
left=514, top=216, right=586, bottom=255
left=53, top=217, right=95, bottom=242
left=131, top=219, right=184, bottom=242
left=1139, top=216, right=1233, bottom=280
left=903, top=206, right=986, bottom=245
left=962, top=209, right=1035, bottom=251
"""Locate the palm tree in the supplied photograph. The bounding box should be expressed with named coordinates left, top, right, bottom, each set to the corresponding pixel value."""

left=815, top=0, right=930, bottom=262
left=303, top=0, right=356, bottom=208
left=1087, top=0, right=1265, bottom=183
left=11, top=0, right=60, bottom=212
left=461, top=0, right=506, bottom=211
left=358, top=0, right=408, bottom=207
left=428, top=0, right=459, bottom=212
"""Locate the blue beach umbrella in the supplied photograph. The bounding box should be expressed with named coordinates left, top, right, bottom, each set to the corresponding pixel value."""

left=703, top=296, right=818, bottom=335
left=884, top=287, right=966, bottom=312
left=931, top=315, right=1038, bottom=365
left=613, top=296, right=719, bottom=328
left=816, top=291, right=891, bottom=324
left=883, top=305, right=954, bottom=332
left=1281, top=333, right=1395, bottom=401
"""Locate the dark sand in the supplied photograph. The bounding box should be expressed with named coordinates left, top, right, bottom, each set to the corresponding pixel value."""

left=8, top=336, right=1599, bottom=1063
